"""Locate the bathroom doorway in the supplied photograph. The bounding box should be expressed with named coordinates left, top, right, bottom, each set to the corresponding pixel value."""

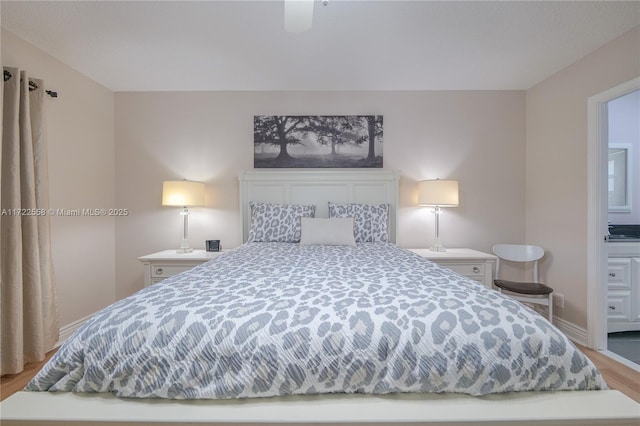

left=587, top=78, right=640, bottom=371
left=606, top=89, right=640, bottom=367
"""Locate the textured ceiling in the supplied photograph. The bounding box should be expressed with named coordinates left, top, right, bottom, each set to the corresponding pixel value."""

left=2, top=1, right=639, bottom=92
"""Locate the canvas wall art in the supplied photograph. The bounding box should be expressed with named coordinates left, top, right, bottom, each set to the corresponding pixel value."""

left=254, top=115, right=383, bottom=168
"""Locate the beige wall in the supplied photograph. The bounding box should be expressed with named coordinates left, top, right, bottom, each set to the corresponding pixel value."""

left=6, top=23, right=638, bottom=334
left=2, top=30, right=116, bottom=327
left=115, top=91, right=526, bottom=298
left=525, top=26, right=640, bottom=328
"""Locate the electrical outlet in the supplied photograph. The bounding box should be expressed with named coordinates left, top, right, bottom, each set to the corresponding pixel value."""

left=554, top=293, right=565, bottom=308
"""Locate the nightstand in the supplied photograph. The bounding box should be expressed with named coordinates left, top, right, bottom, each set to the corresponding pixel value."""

left=138, top=249, right=225, bottom=287
left=407, top=248, right=496, bottom=288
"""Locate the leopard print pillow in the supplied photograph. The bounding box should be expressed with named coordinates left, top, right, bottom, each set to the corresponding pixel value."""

left=328, top=202, right=389, bottom=242
left=248, top=202, right=316, bottom=242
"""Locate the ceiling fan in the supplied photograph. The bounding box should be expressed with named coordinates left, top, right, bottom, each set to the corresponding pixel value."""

left=284, top=0, right=328, bottom=33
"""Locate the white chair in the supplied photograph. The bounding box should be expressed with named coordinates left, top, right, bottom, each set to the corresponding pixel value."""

left=492, top=244, right=553, bottom=322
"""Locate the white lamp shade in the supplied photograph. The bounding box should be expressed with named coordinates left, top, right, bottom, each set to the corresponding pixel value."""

left=417, top=179, right=459, bottom=207
left=162, top=180, right=205, bottom=207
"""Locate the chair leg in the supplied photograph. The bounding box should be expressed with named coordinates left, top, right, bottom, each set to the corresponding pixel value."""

left=548, top=293, right=553, bottom=323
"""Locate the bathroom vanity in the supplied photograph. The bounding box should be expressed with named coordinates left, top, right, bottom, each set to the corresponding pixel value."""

left=607, top=225, right=640, bottom=333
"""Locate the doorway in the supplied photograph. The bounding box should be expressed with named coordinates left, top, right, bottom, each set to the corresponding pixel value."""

left=587, top=77, right=640, bottom=370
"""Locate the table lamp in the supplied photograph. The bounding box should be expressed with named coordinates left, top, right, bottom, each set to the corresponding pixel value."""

left=417, top=179, right=459, bottom=252
left=162, top=180, right=205, bottom=253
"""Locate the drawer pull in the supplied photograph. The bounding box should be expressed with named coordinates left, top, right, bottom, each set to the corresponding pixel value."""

left=155, top=268, right=163, bottom=275
left=609, top=305, right=616, bottom=310
left=609, top=272, right=616, bottom=278
left=472, top=266, right=480, bottom=273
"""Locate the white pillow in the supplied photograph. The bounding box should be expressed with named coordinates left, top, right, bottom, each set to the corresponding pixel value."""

left=299, top=217, right=356, bottom=246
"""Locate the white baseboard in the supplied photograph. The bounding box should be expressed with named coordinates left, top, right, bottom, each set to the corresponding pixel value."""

left=553, top=316, right=588, bottom=346
left=602, top=349, right=640, bottom=372
left=55, top=314, right=93, bottom=348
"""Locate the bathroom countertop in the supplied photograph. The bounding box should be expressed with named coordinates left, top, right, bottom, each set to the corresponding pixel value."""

left=608, top=241, right=640, bottom=257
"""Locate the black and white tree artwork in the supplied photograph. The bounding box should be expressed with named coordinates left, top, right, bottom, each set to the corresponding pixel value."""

left=254, top=115, right=383, bottom=168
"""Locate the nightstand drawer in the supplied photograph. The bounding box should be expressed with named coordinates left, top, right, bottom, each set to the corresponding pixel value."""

left=406, top=248, right=496, bottom=288
left=443, top=263, right=485, bottom=277
left=139, top=249, right=226, bottom=287
left=151, top=265, right=194, bottom=278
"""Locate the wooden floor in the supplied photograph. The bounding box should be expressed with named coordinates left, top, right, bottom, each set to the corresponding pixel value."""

left=1, top=344, right=639, bottom=403
left=574, top=343, right=640, bottom=402
left=0, top=349, right=57, bottom=402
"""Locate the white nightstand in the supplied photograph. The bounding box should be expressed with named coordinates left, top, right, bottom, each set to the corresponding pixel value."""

left=138, top=249, right=225, bottom=287
left=407, top=248, right=496, bottom=288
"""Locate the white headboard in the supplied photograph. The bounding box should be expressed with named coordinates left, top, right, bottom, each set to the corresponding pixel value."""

left=238, top=170, right=400, bottom=243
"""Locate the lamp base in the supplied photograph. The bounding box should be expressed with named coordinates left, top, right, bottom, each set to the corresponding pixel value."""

left=430, top=234, right=446, bottom=252
left=176, top=236, right=192, bottom=254
left=429, top=207, right=447, bottom=252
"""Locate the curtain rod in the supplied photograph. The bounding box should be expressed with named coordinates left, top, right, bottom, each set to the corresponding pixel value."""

left=3, top=69, right=58, bottom=98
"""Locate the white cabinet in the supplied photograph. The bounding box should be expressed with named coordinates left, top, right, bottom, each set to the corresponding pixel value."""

left=138, top=249, right=225, bottom=287
left=407, top=248, right=496, bottom=288
left=607, top=246, right=640, bottom=332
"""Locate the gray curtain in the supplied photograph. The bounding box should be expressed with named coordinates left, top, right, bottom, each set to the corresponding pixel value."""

left=1, top=67, right=59, bottom=375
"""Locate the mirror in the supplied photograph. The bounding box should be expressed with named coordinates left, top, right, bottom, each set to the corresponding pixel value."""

left=608, top=144, right=632, bottom=212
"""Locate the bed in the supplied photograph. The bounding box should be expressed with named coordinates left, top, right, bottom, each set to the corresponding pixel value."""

left=1, top=170, right=638, bottom=425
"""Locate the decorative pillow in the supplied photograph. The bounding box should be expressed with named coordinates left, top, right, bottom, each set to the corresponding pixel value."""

left=248, top=202, right=316, bottom=243
left=299, top=217, right=356, bottom=246
left=328, top=202, right=389, bottom=242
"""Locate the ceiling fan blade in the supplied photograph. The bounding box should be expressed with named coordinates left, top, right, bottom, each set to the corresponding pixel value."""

left=284, top=0, right=314, bottom=33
